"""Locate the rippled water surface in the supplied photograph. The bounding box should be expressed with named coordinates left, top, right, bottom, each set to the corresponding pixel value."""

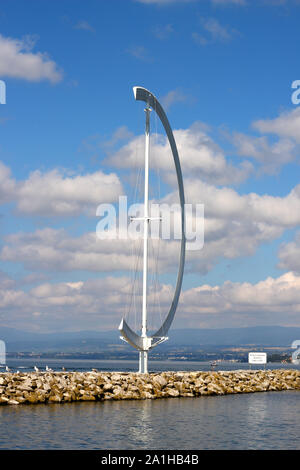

left=1, top=360, right=299, bottom=450
left=0, top=390, right=299, bottom=450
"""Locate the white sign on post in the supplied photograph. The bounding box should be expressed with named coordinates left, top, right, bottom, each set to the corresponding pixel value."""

left=248, top=352, right=267, bottom=364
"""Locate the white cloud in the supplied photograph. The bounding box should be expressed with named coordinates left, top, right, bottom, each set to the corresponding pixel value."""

left=0, top=161, right=16, bottom=204
left=253, top=108, right=300, bottom=144
left=262, top=0, right=287, bottom=5
left=1, top=270, right=300, bottom=332
left=100, top=121, right=300, bottom=274
left=201, top=17, right=232, bottom=41
left=0, top=276, right=126, bottom=331
left=102, top=126, right=134, bottom=151
left=153, top=24, right=174, bottom=39
left=232, top=132, right=297, bottom=174
left=135, top=0, right=292, bottom=5
left=155, top=179, right=300, bottom=273
left=1, top=113, right=300, bottom=278
left=0, top=227, right=183, bottom=277
left=106, top=123, right=253, bottom=185
left=211, top=0, right=246, bottom=5
left=228, top=108, right=300, bottom=174
left=160, top=89, right=190, bottom=110
left=4, top=178, right=300, bottom=277
left=0, top=161, right=123, bottom=216
left=179, top=271, right=300, bottom=328
left=0, top=229, right=135, bottom=272
left=278, top=232, right=300, bottom=274
left=185, top=179, right=300, bottom=228
left=0, top=270, right=16, bottom=290
left=15, top=168, right=123, bottom=216
left=172, top=126, right=252, bottom=184
left=193, top=17, right=239, bottom=45
left=0, top=274, right=174, bottom=331
left=126, top=45, right=153, bottom=62
left=136, top=0, right=246, bottom=4
left=0, top=34, right=62, bottom=83
left=73, top=20, right=95, bottom=33
left=135, top=0, right=195, bottom=4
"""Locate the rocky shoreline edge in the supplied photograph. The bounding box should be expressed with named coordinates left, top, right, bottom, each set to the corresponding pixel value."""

left=0, top=369, right=299, bottom=406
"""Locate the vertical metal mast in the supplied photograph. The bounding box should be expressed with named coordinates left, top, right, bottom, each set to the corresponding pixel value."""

left=139, top=103, right=151, bottom=374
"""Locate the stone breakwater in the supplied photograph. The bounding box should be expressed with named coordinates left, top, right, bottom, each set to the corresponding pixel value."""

left=0, top=369, right=299, bottom=406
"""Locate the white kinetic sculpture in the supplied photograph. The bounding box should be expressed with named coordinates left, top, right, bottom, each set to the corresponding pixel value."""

left=119, top=86, right=186, bottom=373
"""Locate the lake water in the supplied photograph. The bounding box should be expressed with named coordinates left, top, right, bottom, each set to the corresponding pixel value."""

left=0, top=360, right=299, bottom=450
left=3, top=357, right=300, bottom=373
left=0, top=391, right=299, bottom=450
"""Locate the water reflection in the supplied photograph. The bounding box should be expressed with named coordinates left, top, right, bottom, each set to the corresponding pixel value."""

left=0, top=391, right=299, bottom=450
left=127, top=400, right=155, bottom=448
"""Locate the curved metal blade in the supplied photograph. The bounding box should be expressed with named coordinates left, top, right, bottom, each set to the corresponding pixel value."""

left=133, top=86, right=186, bottom=339
left=119, top=318, right=152, bottom=351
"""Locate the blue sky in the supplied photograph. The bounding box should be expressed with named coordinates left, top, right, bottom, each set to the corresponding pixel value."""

left=1, top=0, right=300, bottom=332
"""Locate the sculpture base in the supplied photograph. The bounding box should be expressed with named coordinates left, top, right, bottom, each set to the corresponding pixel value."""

left=139, top=351, right=148, bottom=374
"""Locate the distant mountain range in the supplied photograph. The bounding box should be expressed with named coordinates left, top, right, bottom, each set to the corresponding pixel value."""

left=0, top=325, right=299, bottom=352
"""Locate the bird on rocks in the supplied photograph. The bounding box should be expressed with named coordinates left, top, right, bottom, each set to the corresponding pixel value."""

left=34, top=366, right=39, bottom=372
left=5, top=365, right=10, bottom=372
left=45, top=365, right=53, bottom=372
